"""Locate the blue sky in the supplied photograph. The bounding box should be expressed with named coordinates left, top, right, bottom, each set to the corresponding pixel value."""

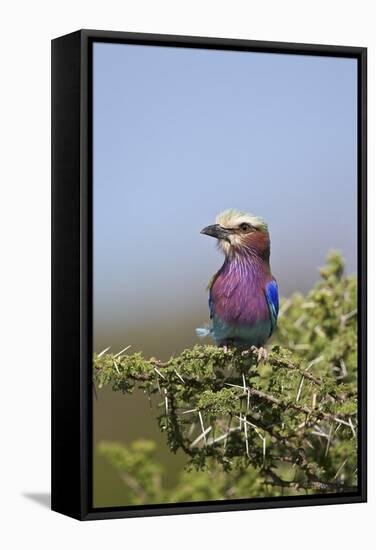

left=93, top=42, right=357, bottom=355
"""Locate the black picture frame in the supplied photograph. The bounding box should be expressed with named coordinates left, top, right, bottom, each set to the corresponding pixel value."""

left=51, top=29, right=367, bottom=520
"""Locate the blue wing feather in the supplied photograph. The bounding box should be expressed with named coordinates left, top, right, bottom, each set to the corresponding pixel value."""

left=265, top=279, right=279, bottom=335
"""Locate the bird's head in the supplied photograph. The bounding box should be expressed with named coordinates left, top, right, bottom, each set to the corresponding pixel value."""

left=200, top=209, right=270, bottom=260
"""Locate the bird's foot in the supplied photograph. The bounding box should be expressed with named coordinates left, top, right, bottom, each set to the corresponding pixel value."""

left=220, top=339, right=237, bottom=353
left=250, top=346, right=268, bottom=362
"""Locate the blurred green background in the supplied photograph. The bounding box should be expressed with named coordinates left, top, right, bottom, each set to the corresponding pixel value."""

left=93, top=318, right=199, bottom=507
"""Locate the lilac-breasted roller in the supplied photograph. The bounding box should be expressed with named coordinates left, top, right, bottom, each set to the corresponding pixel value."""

left=197, top=209, right=279, bottom=352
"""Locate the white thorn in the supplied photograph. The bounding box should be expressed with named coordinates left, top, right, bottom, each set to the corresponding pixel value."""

left=334, top=458, right=348, bottom=480
left=97, top=346, right=111, bottom=358
left=174, top=369, right=185, bottom=383
left=348, top=417, right=356, bottom=438
left=182, top=408, right=198, bottom=415
left=262, top=436, right=266, bottom=466
left=198, top=411, right=207, bottom=446
left=242, top=373, right=247, bottom=394
left=190, top=426, right=212, bottom=448
left=164, top=389, right=169, bottom=415
left=114, top=345, right=131, bottom=358
left=154, top=367, right=166, bottom=380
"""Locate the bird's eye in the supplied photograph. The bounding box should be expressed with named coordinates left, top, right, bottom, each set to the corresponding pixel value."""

left=239, top=223, right=251, bottom=232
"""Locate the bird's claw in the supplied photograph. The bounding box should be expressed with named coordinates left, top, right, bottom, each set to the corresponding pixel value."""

left=250, top=346, right=268, bottom=362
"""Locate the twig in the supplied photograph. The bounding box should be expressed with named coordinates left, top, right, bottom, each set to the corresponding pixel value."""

left=263, top=467, right=355, bottom=492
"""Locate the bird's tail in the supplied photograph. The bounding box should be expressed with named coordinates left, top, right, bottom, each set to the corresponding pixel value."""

left=195, top=326, right=212, bottom=338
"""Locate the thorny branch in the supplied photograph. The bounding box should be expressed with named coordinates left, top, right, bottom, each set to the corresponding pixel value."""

left=95, top=252, right=358, bottom=497
left=94, top=343, right=357, bottom=494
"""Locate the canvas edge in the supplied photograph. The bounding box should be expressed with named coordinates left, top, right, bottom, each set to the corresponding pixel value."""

left=51, top=29, right=367, bottom=521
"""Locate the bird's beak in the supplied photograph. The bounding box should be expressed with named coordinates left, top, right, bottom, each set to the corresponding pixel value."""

left=200, top=224, right=232, bottom=242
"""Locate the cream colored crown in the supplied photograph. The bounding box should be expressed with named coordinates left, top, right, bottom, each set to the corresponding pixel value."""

left=216, top=209, right=268, bottom=231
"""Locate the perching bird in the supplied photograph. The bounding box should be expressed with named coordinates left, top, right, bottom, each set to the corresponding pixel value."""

left=197, top=209, right=279, bottom=354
